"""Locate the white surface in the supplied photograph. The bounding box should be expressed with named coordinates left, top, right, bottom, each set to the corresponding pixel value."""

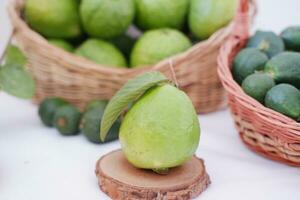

left=1, top=1, right=300, bottom=200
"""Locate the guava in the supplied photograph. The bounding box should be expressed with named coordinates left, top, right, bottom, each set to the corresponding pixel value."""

left=119, top=84, right=200, bottom=172
left=75, top=39, right=127, bottom=68
left=130, top=28, right=192, bottom=67
left=48, top=39, right=74, bottom=52
left=80, top=0, right=135, bottom=39
left=25, top=0, right=81, bottom=38
left=189, top=0, right=238, bottom=40
left=135, top=0, right=189, bottom=31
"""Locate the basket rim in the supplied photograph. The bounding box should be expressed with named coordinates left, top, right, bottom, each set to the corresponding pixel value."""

left=217, top=36, right=300, bottom=134
left=8, top=0, right=238, bottom=75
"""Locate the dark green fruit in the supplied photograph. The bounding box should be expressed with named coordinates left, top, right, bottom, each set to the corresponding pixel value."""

left=85, top=99, right=108, bottom=111
left=53, top=104, right=82, bottom=135
left=265, top=84, right=300, bottom=120
left=242, top=73, right=275, bottom=103
left=265, top=52, right=300, bottom=88
left=232, top=48, right=269, bottom=84
left=247, top=30, right=284, bottom=58
left=38, top=98, right=69, bottom=127
left=82, top=105, right=120, bottom=143
left=281, top=26, right=300, bottom=52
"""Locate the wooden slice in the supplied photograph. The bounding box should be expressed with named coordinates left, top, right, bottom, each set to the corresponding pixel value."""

left=95, top=149, right=210, bottom=200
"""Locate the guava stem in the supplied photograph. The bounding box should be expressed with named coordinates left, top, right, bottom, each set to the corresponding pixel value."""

left=152, top=168, right=169, bottom=175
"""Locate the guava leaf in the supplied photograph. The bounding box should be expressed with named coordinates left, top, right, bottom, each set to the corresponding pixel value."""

left=4, top=45, right=27, bottom=66
left=0, top=64, right=35, bottom=99
left=100, top=71, right=169, bottom=142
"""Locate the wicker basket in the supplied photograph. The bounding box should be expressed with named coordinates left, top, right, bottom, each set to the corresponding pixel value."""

left=9, top=0, right=253, bottom=113
left=218, top=3, right=300, bottom=166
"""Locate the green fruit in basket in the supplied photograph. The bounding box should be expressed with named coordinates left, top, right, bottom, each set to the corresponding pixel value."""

left=247, top=31, right=285, bottom=58
left=25, top=0, right=81, bottom=38
left=48, top=39, right=74, bottom=52
left=232, top=48, right=269, bottom=85
left=265, top=52, right=300, bottom=88
left=39, top=98, right=69, bottom=127
left=135, top=0, right=189, bottom=31
left=100, top=72, right=200, bottom=173
left=265, top=84, right=300, bottom=120
left=242, top=73, right=275, bottom=103
left=281, top=26, right=300, bottom=52
left=54, top=104, right=82, bottom=135
left=189, top=0, right=238, bottom=40
left=80, top=0, right=135, bottom=39
left=75, top=39, right=127, bottom=68
left=81, top=104, right=120, bottom=143
left=130, top=28, right=192, bottom=67
left=85, top=100, right=108, bottom=111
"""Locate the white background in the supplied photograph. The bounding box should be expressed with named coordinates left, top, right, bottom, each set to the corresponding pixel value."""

left=1, top=0, right=300, bottom=200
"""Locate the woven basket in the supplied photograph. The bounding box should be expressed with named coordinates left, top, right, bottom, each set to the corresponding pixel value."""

left=9, top=0, right=253, bottom=113
left=218, top=2, right=300, bottom=166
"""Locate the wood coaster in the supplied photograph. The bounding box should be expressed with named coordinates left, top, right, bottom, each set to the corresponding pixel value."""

left=95, top=150, right=210, bottom=200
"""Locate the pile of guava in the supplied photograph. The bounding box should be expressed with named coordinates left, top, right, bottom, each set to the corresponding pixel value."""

left=24, top=0, right=238, bottom=68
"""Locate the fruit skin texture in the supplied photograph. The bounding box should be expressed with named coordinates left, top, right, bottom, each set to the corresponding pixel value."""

left=82, top=104, right=120, bottom=143
left=135, top=0, right=189, bottom=31
left=247, top=31, right=285, bottom=58
left=232, top=48, right=269, bottom=85
left=48, top=39, right=74, bottom=52
left=281, top=26, right=300, bottom=52
left=53, top=104, right=82, bottom=135
left=80, top=0, right=135, bottom=39
left=75, top=39, right=127, bottom=68
left=25, top=0, right=81, bottom=38
left=265, top=84, right=300, bottom=121
left=189, top=0, right=238, bottom=40
left=265, top=52, right=300, bottom=88
left=38, top=98, right=69, bottom=127
left=130, top=28, right=192, bottom=67
left=242, top=73, right=275, bottom=103
left=85, top=100, right=108, bottom=111
left=120, top=84, right=200, bottom=170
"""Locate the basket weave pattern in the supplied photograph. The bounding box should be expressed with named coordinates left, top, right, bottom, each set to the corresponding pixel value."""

left=9, top=0, right=251, bottom=113
left=218, top=2, right=300, bottom=166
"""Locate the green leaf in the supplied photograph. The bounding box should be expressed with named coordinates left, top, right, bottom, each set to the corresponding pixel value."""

left=0, top=64, right=35, bottom=99
left=4, top=45, right=27, bottom=66
left=100, top=72, right=169, bottom=142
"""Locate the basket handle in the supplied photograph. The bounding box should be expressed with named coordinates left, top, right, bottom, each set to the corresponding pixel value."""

left=232, top=0, right=257, bottom=40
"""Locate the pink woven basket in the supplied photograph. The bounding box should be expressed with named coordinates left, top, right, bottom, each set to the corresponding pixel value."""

left=218, top=2, right=300, bottom=166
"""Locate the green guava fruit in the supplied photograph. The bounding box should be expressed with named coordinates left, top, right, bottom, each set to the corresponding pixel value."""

left=119, top=84, right=200, bottom=171
left=48, top=39, right=74, bottom=52
left=74, top=39, right=127, bottom=68
left=25, top=0, right=81, bottom=38
left=130, top=28, right=192, bottom=67
left=135, top=0, right=189, bottom=30
left=189, top=0, right=238, bottom=40
left=80, top=0, right=135, bottom=39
